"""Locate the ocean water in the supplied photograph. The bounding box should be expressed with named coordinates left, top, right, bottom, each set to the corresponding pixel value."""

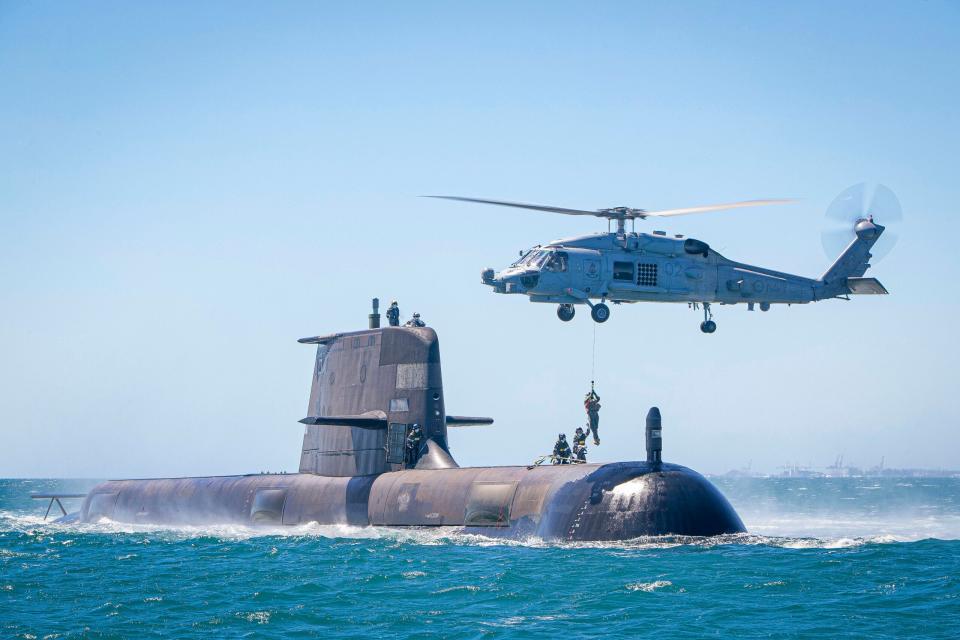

left=1, top=477, right=958, bottom=639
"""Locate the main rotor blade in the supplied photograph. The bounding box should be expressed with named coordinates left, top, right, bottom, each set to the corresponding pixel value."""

left=644, top=198, right=798, bottom=218
left=423, top=195, right=603, bottom=217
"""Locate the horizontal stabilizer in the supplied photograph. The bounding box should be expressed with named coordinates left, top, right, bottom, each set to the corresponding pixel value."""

left=445, top=416, right=494, bottom=427
left=847, top=277, right=889, bottom=295
left=297, top=333, right=340, bottom=345
left=300, top=413, right=493, bottom=428
left=299, top=411, right=387, bottom=429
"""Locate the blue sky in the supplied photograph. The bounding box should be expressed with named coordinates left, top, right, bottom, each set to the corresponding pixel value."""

left=1, top=1, right=958, bottom=477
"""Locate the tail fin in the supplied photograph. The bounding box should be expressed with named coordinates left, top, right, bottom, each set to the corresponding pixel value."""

left=819, top=219, right=885, bottom=290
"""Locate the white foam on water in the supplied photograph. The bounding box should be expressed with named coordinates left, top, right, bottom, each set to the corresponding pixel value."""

left=402, top=570, right=427, bottom=578
left=486, top=614, right=569, bottom=629
left=626, top=580, right=673, bottom=592
left=740, top=512, right=960, bottom=542
left=3, top=509, right=958, bottom=550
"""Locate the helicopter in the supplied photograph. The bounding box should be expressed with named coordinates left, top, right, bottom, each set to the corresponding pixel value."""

left=427, top=184, right=898, bottom=333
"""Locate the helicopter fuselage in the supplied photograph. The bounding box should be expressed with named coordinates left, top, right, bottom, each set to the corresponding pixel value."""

left=447, top=188, right=889, bottom=331
left=484, top=231, right=826, bottom=307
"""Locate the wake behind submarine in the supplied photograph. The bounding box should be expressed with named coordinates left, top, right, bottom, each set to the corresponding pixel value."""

left=51, top=300, right=744, bottom=541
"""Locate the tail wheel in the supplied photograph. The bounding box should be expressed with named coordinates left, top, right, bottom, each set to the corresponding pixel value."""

left=557, top=304, right=576, bottom=322
left=590, top=303, right=610, bottom=323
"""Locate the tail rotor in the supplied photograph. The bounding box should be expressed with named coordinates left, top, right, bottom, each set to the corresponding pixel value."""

left=821, top=183, right=902, bottom=262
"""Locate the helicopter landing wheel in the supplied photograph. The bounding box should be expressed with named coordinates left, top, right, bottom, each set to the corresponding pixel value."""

left=557, top=304, right=575, bottom=322
left=590, top=303, right=610, bottom=323
left=699, top=302, right=716, bottom=333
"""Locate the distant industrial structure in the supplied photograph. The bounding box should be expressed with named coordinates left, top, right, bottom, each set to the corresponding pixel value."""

left=714, top=456, right=960, bottom=479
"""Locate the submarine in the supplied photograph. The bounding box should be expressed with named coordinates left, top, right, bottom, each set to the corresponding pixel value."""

left=50, top=300, right=745, bottom=541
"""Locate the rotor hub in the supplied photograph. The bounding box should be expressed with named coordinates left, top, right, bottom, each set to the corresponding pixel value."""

left=854, top=218, right=883, bottom=240
left=599, top=206, right=646, bottom=220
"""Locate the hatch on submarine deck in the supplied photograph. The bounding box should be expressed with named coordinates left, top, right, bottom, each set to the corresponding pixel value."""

left=65, top=299, right=744, bottom=540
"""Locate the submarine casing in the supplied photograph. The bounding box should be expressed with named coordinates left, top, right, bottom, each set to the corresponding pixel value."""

left=78, top=462, right=743, bottom=540
left=71, top=318, right=745, bottom=539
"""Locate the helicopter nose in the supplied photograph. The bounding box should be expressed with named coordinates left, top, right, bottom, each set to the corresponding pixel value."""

left=481, top=267, right=511, bottom=293
left=488, top=270, right=538, bottom=294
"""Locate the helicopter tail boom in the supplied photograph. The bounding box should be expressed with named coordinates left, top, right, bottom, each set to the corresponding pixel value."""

left=818, top=219, right=887, bottom=296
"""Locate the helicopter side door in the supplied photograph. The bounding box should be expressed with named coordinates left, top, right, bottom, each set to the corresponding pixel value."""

left=538, top=250, right=571, bottom=293
left=560, top=250, right=602, bottom=298
left=583, top=258, right=600, bottom=278
left=581, top=255, right=602, bottom=297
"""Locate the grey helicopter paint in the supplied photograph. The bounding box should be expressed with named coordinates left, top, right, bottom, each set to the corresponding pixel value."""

left=40, top=301, right=744, bottom=541
left=429, top=184, right=897, bottom=333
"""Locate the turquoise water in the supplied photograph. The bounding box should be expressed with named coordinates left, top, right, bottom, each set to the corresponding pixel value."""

left=2, top=478, right=958, bottom=638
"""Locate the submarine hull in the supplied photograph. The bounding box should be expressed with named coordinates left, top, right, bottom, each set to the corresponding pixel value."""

left=76, top=461, right=744, bottom=540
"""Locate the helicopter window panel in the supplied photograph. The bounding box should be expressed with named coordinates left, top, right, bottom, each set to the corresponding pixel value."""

left=519, top=250, right=550, bottom=269
left=613, top=261, right=634, bottom=281
left=545, top=251, right=568, bottom=272
left=637, top=263, right=658, bottom=287
left=511, top=250, right=532, bottom=267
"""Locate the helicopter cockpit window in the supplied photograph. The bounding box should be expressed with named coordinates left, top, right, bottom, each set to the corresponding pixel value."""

left=613, top=261, right=634, bottom=281
left=512, top=249, right=535, bottom=267
left=518, top=250, right=550, bottom=269
left=544, top=251, right=568, bottom=273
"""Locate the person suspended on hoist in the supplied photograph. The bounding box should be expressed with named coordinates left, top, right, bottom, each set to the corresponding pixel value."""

left=584, top=383, right=601, bottom=446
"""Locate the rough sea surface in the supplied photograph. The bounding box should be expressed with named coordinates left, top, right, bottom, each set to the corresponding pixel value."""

left=2, top=477, right=958, bottom=638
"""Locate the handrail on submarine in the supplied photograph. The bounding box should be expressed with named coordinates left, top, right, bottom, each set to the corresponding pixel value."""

left=30, top=493, right=86, bottom=521
left=527, top=454, right=587, bottom=470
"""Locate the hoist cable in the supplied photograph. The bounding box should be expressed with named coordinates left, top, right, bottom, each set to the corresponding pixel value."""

left=591, top=321, right=597, bottom=386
